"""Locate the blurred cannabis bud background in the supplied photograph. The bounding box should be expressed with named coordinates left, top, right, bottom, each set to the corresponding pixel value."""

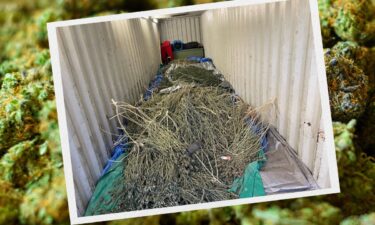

left=0, top=0, right=374, bottom=224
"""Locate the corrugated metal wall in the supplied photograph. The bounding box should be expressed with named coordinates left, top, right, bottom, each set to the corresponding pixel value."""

left=201, top=0, right=329, bottom=188
left=159, top=16, right=202, bottom=43
left=56, top=18, right=160, bottom=216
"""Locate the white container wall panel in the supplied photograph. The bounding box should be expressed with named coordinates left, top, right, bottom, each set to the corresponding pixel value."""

left=201, top=0, right=328, bottom=187
left=159, top=16, right=202, bottom=43
left=57, top=18, right=160, bottom=215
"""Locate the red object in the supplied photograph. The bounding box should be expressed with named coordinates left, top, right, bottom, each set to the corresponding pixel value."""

left=161, top=41, right=173, bottom=64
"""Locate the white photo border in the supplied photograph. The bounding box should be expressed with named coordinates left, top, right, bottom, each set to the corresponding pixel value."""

left=47, top=0, right=340, bottom=224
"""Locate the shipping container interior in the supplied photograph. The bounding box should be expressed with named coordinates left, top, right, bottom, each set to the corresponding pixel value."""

left=56, top=0, right=332, bottom=216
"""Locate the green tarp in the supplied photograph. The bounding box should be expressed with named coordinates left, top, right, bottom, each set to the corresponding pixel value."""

left=84, top=157, right=126, bottom=216
left=229, top=161, right=266, bottom=198
left=85, top=151, right=266, bottom=216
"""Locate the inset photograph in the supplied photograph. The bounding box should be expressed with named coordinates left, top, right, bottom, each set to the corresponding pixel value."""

left=48, top=0, right=339, bottom=224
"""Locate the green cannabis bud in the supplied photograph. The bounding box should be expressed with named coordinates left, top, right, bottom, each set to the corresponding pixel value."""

left=318, top=0, right=340, bottom=47
left=324, top=48, right=369, bottom=122
left=334, top=0, right=375, bottom=45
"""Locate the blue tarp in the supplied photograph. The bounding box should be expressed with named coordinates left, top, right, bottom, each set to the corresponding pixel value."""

left=143, top=69, right=164, bottom=101
left=100, top=133, right=128, bottom=177
left=186, top=56, right=213, bottom=63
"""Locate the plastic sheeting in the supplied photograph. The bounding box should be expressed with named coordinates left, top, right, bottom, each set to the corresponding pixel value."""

left=84, top=157, right=126, bottom=216
left=260, top=127, right=319, bottom=194
left=143, top=68, right=164, bottom=101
